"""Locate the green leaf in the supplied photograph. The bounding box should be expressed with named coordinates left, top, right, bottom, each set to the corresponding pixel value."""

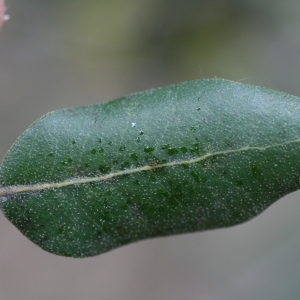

left=1, top=79, right=300, bottom=257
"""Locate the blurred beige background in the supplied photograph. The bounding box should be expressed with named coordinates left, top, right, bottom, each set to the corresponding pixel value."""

left=1, top=0, right=300, bottom=299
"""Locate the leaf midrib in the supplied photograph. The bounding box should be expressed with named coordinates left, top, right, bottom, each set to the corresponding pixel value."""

left=0, top=139, right=299, bottom=200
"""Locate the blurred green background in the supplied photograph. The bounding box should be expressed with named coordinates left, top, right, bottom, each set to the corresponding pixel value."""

left=1, top=0, right=300, bottom=299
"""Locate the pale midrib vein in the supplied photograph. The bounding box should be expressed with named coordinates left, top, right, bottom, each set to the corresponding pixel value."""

left=0, top=139, right=299, bottom=198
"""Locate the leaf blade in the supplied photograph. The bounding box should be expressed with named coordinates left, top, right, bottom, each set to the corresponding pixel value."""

left=1, top=79, right=300, bottom=257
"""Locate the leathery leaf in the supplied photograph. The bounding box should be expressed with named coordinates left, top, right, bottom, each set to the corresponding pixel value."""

left=1, top=79, right=300, bottom=257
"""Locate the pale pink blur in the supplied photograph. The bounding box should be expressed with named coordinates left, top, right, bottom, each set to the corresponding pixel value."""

left=0, top=0, right=4, bottom=31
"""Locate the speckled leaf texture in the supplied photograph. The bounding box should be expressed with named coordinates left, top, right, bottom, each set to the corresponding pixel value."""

left=0, top=79, right=300, bottom=257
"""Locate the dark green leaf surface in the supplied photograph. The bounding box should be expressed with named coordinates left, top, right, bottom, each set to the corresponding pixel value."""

left=1, top=79, right=300, bottom=257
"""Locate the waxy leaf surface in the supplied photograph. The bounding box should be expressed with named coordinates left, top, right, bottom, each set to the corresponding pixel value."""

left=1, top=79, right=300, bottom=257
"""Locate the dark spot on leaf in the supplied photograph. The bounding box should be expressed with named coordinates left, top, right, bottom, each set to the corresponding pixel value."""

left=91, top=149, right=97, bottom=155
left=119, top=145, right=126, bottom=151
left=58, top=227, right=65, bottom=234
left=23, top=216, right=31, bottom=224
left=72, top=140, right=76, bottom=144
left=167, top=148, right=179, bottom=155
left=131, top=153, right=139, bottom=161
left=99, top=148, right=104, bottom=153
left=181, top=147, right=188, bottom=153
left=99, top=165, right=111, bottom=173
left=139, top=131, right=144, bottom=135
left=144, top=147, right=155, bottom=153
